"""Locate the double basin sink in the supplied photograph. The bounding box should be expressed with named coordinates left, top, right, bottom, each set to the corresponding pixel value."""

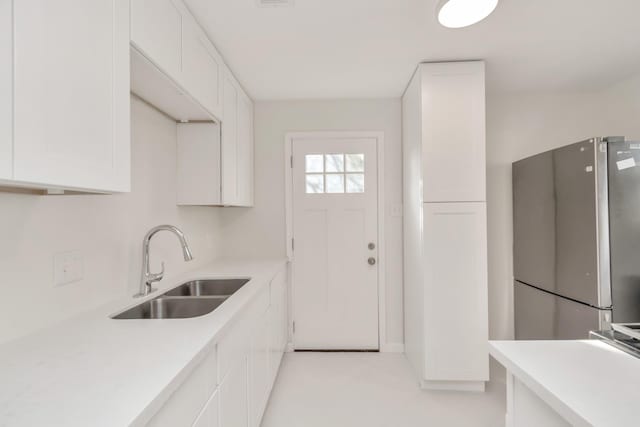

left=113, top=278, right=250, bottom=320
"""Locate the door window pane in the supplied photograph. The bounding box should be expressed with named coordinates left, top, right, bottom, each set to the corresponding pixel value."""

left=305, top=154, right=324, bottom=173
left=346, top=173, right=365, bottom=193
left=326, top=174, right=345, bottom=193
left=346, top=154, right=365, bottom=172
left=306, top=174, right=324, bottom=193
left=325, top=154, right=344, bottom=173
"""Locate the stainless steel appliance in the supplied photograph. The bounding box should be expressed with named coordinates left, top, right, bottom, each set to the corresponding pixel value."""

left=513, top=136, right=640, bottom=339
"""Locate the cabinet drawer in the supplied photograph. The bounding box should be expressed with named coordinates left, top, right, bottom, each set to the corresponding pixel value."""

left=147, top=346, right=217, bottom=427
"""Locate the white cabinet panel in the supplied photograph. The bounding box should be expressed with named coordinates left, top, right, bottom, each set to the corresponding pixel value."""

left=182, top=20, right=223, bottom=118
left=0, top=0, right=12, bottom=180
left=12, top=0, right=130, bottom=191
left=421, top=62, right=486, bottom=203
left=177, top=122, right=221, bottom=205
left=192, top=390, right=220, bottom=427
left=236, top=92, right=254, bottom=206
left=221, top=73, right=238, bottom=205
left=219, top=358, right=249, bottom=427
left=423, top=202, right=489, bottom=381
left=146, top=347, right=217, bottom=427
left=131, top=0, right=182, bottom=79
left=269, top=269, right=287, bottom=383
left=249, top=309, right=271, bottom=427
left=221, top=71, right=254, bottom=207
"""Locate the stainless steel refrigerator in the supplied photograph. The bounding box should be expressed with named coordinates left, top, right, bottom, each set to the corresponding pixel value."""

left=513, top=136, right=640, bottom=340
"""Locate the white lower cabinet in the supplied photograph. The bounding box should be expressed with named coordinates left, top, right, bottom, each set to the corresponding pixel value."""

left=422, top=202, right=489, bottom=384
left=219, top=358, right=249, bottom=427
left=146, top=347, right=217, bottom=427
left=145, top=265, right=288, bottom=427
left=192, top=390, right=219, bottom=427
left=249, top=309, right=271, bottom=427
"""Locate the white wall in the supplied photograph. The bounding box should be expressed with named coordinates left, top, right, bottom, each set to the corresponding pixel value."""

left=485, top=90, right=606, bottom=343
left=218, top=99, right=404, bottom=348
left=486, top=74, right=640, bottom=347
left=0, top=97, right=222, bottom=344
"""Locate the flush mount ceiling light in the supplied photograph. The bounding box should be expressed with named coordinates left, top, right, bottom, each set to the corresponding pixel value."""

left=437, top=0, right=499, bottom=28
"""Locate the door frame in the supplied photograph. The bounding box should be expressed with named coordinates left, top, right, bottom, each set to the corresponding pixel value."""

left=284, top=131, right=387, bottom=350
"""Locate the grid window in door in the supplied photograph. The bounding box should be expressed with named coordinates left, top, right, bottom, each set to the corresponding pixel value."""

left=304, top=153, right=365, bottom=194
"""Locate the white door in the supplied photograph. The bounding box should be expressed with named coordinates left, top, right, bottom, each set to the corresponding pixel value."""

left=292, top=136, right=379, bottom=350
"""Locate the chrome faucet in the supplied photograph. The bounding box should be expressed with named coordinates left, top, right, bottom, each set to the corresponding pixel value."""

left=135, top=225, right=194, bottom=297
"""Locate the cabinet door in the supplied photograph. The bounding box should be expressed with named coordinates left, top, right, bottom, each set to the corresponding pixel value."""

left=0, top=0, right=12, bottom=180
left=421, top=62, right=486, bottom=203
left=176, top=122, right=221, bottom=205
left=192, top=390, right=220, bottom=427
left=221, top=72, right=238, bottom=205
left=423, top=202, right=488, bottom=382
left=182, top=19, right=223, bottom=118
left=249, top=310, right=271, bottom=427
left=131, top=0, right=182, bottom=79
left=236, top=91, right=254, bottom=206
left=269, top=269, right=287, bottom=383
left=13, top=0, right=130, bottom=191
left=219, top=358, right=248, bottom=427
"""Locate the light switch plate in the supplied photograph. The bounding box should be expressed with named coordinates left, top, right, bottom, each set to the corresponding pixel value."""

left=54, top=251, right=83, bottom=286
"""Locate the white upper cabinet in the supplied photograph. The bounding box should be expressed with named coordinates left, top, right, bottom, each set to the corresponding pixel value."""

left=181, top=13, right=223, bottom=118
left=236, top=90, right=254, bottom=206
left=0, top=0, right=12, bottom=180
left=5, top=0, right=130, bottom=192
left=221, top=69, right=254, bottom=207
left=131, top=0, right=182, bottom=79
left=176, top=122, right=221, bottom=206
left=221, top=72, right=239, bottom=205
left=131, top=0, right=254, bottom=206
left=420, top=62, right=486, bottom=203
left=130, top=0, right=223, bottom=120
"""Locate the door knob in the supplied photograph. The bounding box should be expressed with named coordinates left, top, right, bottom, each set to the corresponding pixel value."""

left=368, top=257, right=376, bottom=265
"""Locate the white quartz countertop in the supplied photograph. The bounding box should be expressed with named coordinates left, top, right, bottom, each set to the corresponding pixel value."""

left=0, top=258, right=287, bottom=427
left=490, top=340, right=640, bottom=427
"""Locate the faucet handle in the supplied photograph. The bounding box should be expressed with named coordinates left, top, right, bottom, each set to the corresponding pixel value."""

left=149, top=261, right=165, bottom=284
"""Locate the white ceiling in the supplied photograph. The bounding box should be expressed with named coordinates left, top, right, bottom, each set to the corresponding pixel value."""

left=184, top=0, right=640, bottom=100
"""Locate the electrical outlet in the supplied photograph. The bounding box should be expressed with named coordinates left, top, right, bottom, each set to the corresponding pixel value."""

left=54, top=251, right=83, bottom=286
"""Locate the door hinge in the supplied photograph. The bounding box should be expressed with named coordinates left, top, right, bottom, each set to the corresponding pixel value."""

left=290, top=155, right=293, bottom=168
left=292, top=321, right=296, bottom=334
left=291, top=238, right=294, bottom=251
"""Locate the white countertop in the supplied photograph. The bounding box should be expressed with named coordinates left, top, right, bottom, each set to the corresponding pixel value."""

left=0, top=258, right=287, bottom=427
left=490, top=340, right=640, bottom=427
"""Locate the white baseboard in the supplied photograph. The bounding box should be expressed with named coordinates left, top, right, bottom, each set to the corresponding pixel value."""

left=380, top=343, right=405, bottom=353
left=420, top=380, right=486, bottom=392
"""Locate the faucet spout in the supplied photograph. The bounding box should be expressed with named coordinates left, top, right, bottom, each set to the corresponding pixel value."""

left=135, top=225, right=194, bottom=298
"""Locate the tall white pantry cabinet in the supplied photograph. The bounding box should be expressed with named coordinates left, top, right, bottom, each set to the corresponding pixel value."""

left=402, top=61, right=489, bottom=391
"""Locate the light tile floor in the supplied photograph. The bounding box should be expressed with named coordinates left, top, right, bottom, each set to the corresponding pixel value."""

left=261, top=352, right=505, bottom=427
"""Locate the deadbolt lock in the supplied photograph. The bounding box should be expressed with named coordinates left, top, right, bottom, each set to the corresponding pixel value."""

left=368, top=242, right=375, bottom=250
left=368, top=257, right=376, bottom=265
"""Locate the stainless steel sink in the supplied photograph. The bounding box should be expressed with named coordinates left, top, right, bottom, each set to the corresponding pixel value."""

left=113, top=296, right=227, bottom=319
left=163, top=278, right=250, bottom=297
